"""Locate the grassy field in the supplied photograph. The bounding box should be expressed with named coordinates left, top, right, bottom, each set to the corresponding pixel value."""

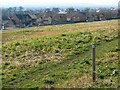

left=1, top=20, right=119, bottom=89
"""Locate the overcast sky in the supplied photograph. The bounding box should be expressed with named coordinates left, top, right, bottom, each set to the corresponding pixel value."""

left=0, top=0, right=119, bottom=8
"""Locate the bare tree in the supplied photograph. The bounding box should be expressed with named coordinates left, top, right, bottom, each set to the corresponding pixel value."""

left=19, top=6, right=24, bottom=14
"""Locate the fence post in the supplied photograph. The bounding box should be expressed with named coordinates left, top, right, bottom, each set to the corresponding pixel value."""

left=92, top=43, right=96, bottom=82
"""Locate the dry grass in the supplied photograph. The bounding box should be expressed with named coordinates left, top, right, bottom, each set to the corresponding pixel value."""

left=56, top=74, right=92, bottom=88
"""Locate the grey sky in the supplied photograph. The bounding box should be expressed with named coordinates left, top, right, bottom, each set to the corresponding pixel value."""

left=0, top=0, right=119, bottom=8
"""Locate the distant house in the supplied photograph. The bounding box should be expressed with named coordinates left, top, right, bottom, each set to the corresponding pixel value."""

left=66, top=12, right=86, bottom=23
left=27, top=13, right=37, bottom=25
left=1, top=8, right=118, bottom=29
left=2, top=15, right=15, bottom=29
left=10, top=13, right=37, bottom=27
left=110, top=10, right=118, bottom=19
left=85, top=12, right=96, bottom=22
left=94, top=10, right=106, bottom=21
left=35, top=13, right=44, bottom=26
left=43, top=14, right=53, bottom=25
left=9, top=14, right=21, bottom=27
left=36, top=11, right=54, bottom=25
left=53, top=13, right=67, bottom=24
left=1, top=23, right=5, bottom=30
left=11, top=14, right=26, bottom=27
left=94, top=9, right=117, bottom=20
left=1, top=15, right=9, bottom=29
left=36, top=11, right=67, bottom=25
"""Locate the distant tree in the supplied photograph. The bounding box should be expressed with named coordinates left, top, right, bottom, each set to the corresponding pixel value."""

left=76, top=9, right=80, bottom=12
left=65, top=7, right=75, bottom=13
left=1, top=8, right=7, bottom=16
left=52, top=8, right=60, bottom=13
left=45, top=8, right=51, bottom=13
left=19, top=6, right=24, bottom=14
left=8, top=7, right=13, bottom=15
left=84, top=8, right=90, bottom=12
left=39, top=9, right=44, bottom=13
left=28, top=10, right=34, bottom=14
left=13, top=7, right=17, bottom=13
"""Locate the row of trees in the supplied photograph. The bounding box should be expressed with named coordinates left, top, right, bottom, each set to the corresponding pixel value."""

left=2, top=6, right=24, bottom=15
left=2, top=6, right=114, bottom=16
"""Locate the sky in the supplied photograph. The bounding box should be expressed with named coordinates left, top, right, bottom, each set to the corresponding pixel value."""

left=0, top=0, right=119, bottom=8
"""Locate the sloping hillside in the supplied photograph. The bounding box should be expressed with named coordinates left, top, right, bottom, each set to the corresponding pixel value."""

left=1, top=20, right=119, bottom=89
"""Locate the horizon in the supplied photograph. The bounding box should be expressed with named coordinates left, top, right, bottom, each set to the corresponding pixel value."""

left=0, top=0, right=119, bottom=8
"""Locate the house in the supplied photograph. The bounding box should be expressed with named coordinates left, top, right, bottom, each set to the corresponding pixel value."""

left=36, top=13, right=53, bottom=25
left=66, top=12, right=86, bottom=23
left=27, top=13, right=37, bottom=26
left=95, top=10, right=117, bottom=20
left=1, top=23, right=5, bottom=30
left=85, top=12, right=96, bottom=22
left=1, top=15, right=15, bottom=29
left=10, top=13, right=37, bottom=27
left=110, top=10, right=118, bottom=19
left=35, top=13, right=44, bottom=26
left=95, top=10, right=106, bottom=20
left=43, top=13, right=53, bottom=25
left=53, top=13, right=67, bottom=24
left=1, top=8, right=118, bottom=29
left=9, top=14, right=21, bottom=26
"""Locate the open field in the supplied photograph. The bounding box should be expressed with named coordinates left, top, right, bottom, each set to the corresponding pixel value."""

left=1, top=20, right=117, bottom=44
left=1, top=20, right=119, bottom=89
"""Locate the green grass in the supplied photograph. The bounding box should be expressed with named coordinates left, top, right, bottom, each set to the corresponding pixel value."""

left=1, top=20, right=117, bottom=44
left=1, top=20, right=119, bottom=89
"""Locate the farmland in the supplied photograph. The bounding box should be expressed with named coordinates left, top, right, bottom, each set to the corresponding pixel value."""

left=1, top=20, right=119, bottom=89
